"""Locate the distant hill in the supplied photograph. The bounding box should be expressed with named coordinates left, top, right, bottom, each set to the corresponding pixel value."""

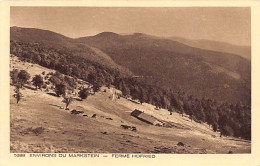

left=76, top=32, right=251, bottom=104
left=10, top=27, right=132, bottom=75
left=167, top=36, right=251, bottom=61
left=10, top=27, right=251, bottom=104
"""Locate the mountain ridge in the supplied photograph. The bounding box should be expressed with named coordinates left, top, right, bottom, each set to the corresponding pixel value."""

left=75, top=30, right=251, bottom=104
left=10, top=26, right=251, bottom=104
left=166, top=36, right=251, bottom=60
left=10, top=27, right=133, bottom=76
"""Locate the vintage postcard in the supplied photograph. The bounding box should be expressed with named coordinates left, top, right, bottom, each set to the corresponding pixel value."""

left=0, top=1, right=260, bottom=166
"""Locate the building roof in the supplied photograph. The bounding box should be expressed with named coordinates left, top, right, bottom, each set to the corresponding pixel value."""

left=131, top=109, right=143, bottom=117
left=131, top=109, right=159, bottom=125
left=137, top=113, right=158, bottom=124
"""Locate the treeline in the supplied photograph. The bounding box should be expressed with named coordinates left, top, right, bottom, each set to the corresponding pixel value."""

left=10, top=40, right=251, bottom=140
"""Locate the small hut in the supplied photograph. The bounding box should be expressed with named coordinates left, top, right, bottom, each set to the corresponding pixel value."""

left=131, top=109, right=163, bottom=126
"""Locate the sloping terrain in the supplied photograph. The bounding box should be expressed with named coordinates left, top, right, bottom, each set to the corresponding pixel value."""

left=10, top=27, right=251, bottom=104
left=10, top=27, right=132, bottom=75
left=76, top=32, right=251, bottom=104
left=10, top=56, right=251, bottom=153
left=167, top=36, right=251, bottom=60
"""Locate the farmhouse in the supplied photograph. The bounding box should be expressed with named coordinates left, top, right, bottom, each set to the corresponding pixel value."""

left=131, top=109, right=163, bottom=126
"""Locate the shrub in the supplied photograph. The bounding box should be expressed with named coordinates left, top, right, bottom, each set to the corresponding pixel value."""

left=17, top=70, right=31, bottom=86
left=32, top=74, right=44, bottom=90
left=62, top=95, right=74, bottom=109
left=31, top=127, right=45, bottom=136
left=55, top=83, right=66, bottom=97
left=42, top=83, right=47, bottom=89
left=78, top=88, right=91, bottom=100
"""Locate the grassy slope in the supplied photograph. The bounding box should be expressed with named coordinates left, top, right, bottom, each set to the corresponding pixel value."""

left=10, top=57, right=251, bottom=153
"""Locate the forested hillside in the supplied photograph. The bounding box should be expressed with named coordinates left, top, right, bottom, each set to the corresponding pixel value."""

left=77, top=32, right=251, bottom=105
left=10, top=39, right=251, bottom=140
left=167, top=36, right=251, bottom=60
left=10, top=27, right=132, bottom=75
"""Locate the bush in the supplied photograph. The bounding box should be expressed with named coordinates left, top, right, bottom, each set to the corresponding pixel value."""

left=17, top=70, right=31, bottom=85
left=11, top=69, right=30, bottom=86
left=64, top=76, right=77, bottom=91
left=32, top=74, right=44, bottom=89
left=78, top=88, right=91, bottom=100
left=31, top=127, right=45, bottom=136
left=55, top=83, right=66, bottom=97
left=42, top=83, right=47, bottom=89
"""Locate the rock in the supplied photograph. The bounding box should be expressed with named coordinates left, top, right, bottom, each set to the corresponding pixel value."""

left=65, top=108, right=69, bottom=110
left=91, top=114, right=97, bottom=118
left=106, top=117, right=113, bottom=120
left=83, top=114, right=88, bottom=117
left=177, top=142, right=185, bottom=146
left=228, top=150, right=233, bottom=154
left=101, top=132, right=107, bottom=135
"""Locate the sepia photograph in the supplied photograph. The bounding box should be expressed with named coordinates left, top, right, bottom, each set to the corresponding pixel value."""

left=9, top=7, right=251, bottom=154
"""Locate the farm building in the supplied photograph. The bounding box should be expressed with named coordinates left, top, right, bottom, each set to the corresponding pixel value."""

left=130, top=109, right=164, bottom=126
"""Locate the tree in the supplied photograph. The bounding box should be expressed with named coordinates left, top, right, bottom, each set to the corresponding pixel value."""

left=180, top=107, right=184, bottom=117
left=13, top=86, right=23, bottom=104
left=130, top=87, right=139, bottom=100
left=169, top=107, right=174, bottom=115
left=49, top=75, right=62, bottom=86
left=139, top=88, right=148, bottom=104
left=161, top=95, right=171, bottom=109
left=190, top=111, right=194, bottom=122
left=17, top=70, right=31, bottom=86
left=32, top=74, right=44, bottom=90
left=64, top=76, right=77, bottom=92
left=10, top=69, right=19, bottom=85
left=62, top=95, right=74, bottom=110
left=92, top=81, right=102, bottom=94
left=88, top=72, right=103, bottom=94
left=55, top=83, right=66, bottom=97
left=78, top=88, right=91, bottom=100
left=121, top=83, right=130, bottom=97
left=212, top=122, right=219, bottom=132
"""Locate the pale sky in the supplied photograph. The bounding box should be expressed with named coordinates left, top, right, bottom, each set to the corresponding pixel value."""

left=10, top=7, right=251, bottom=46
